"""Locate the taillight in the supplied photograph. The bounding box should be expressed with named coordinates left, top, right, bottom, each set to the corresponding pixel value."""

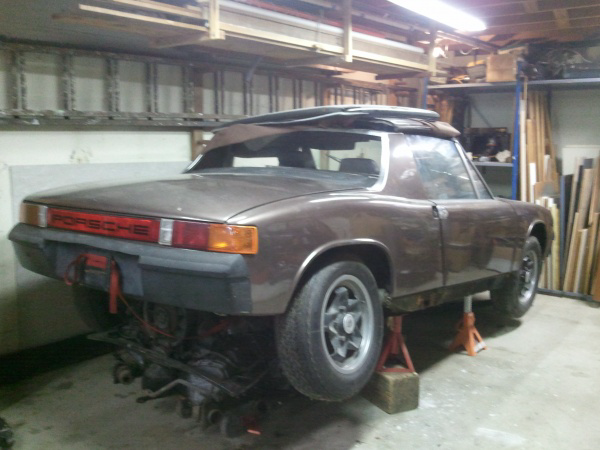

left=172, top=220, right=210, bottom=250
left=160, top=219, right=258, bottom=255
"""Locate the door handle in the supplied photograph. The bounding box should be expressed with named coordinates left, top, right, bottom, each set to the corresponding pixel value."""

left=433, top=205, right=449, bottom=220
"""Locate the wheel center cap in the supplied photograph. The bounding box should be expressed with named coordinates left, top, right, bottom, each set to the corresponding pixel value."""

left=342, top=314, right=355, bottom=334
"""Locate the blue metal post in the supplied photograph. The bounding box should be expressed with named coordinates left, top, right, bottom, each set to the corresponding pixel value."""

left=510, top=62, right=523, bottom=200
left=421, top=77, right=429, bottom=109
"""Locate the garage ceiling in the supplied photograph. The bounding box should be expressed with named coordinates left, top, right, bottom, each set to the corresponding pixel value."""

left=456, top=0, right=600, bottom=45
left=351, top=0, right=600, bottom=47
left=1, top=1, right=599, bottom=65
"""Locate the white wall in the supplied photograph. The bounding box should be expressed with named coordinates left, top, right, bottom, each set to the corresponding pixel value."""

left=550, top=88, right=600, bottom=173
left=0, top=130, right=191, bottom=355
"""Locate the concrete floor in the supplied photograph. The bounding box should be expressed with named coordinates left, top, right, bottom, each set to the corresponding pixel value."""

left=1, top=293, right=599, bottom=450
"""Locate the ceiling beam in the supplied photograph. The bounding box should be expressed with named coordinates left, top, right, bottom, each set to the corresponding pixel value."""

left=471, top=16, right=600, bottom=36
left=497, top=28, right=598, bottom=42
left=463, top=0, right=600, bottom=19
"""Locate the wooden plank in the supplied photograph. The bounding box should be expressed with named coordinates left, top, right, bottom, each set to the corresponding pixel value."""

left=150, top=31, right=225, bottom=48
left=537, top=93, right=545, bottom=183
left=529, top=163, right=537, bottom=203
left=472, top=16, right=600, bottom=36
left=573, top=229, right=588, bottom=293
left=583, top=213, right=599, bottom=294
left=107, top=0, right=205, bottom=19
left=53, top=12, right=173, bottom=36
left=559, top=174, right=573, bottom=286
left=593, top=260, right=600, bottom=301
left=542, top=94, right=557, bottom=163
left=577, top=168, right=594, bottom=228
left=588, top=158, right=600, bottom=225
left=565, top=158, right=584, bottom=258
left=563, top=212, right=580, bottom=292
left=526, top=118, right=536, bottom=201
left=519, top=93, right=528, bottom=201
left=551, top=204, right=561, bottom=290
left=79, top=4, right=209, bottom=32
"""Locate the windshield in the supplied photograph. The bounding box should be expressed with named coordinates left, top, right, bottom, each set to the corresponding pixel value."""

left=188, top=129, right=383, bottom=187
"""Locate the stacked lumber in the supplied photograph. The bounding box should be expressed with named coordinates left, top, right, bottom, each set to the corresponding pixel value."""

left=520, top=87, right=599, bottom=299
left=560, top=158, right=600, bottom=298
left=520, top=88, right=559, bottom=291
left=520, top=90, right=559, bottom=203
left=536, top=157, right=600, bottom=299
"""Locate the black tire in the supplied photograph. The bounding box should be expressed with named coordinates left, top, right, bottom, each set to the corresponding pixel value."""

left=491, top=236, right=542, bottom=319
left=275, top=261, right=383, bottom=401
left=72, top=286, right=122, bottom=330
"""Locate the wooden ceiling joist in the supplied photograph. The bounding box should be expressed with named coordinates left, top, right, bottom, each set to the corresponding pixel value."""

left=472, top=16, right=600, bottom=36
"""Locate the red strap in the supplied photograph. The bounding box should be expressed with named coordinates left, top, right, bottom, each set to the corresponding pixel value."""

left=63, top=253, right=175, bottom=337
left=109, top=259, right=119, bottom=315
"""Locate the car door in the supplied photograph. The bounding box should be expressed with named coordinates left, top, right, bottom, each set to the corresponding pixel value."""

left=384, top=134, right=445, bottom=298
left=406, top=134, right=521, bottom=287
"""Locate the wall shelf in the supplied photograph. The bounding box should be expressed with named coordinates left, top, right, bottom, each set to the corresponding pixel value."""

left=430, top=77, right=600, bottom=93
left=473, top=161, right=512, bottom=167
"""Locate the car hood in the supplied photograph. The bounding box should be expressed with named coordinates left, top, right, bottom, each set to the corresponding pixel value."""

left=25, top=170, right=369, bottom=222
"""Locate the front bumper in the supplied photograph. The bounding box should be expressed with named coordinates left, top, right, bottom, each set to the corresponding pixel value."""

left=9, top=223, right=253, bottom=314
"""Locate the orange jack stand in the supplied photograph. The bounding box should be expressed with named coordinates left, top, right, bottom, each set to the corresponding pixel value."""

left=376, top=316, right=415, bottom=373
left=449, top=296, right=487, bottom=356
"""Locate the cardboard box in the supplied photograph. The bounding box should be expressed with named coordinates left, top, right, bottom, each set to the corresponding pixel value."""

left=486, top=54, right=517, bottom=82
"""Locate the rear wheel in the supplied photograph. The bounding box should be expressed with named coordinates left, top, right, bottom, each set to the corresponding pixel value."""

left=491, top=236, right=542, bottom=319
left=276, top=261, right=383, bottom=401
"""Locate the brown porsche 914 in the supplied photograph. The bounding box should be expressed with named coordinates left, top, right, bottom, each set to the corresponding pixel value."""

left=10, top=105, right=552, bottom=403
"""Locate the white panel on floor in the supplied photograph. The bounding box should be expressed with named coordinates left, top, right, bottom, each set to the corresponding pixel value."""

left=0, top=130, right=191, bottom=355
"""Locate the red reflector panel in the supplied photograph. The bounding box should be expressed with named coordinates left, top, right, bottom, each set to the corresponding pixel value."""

left=172, top=220, right=210, bottom=250
left=48, top=208, right=160, bottom=243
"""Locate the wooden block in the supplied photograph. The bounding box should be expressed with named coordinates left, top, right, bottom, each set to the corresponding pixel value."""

left=362, top=370, right=419, bottom=414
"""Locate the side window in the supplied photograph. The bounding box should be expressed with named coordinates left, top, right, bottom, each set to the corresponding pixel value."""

left=456, top=143, right=493, bottom=199
left=408, top=135, right=477, bottom=200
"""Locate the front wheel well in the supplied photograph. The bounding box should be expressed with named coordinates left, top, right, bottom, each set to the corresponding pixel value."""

left=293, top=244, right=392, bottom=300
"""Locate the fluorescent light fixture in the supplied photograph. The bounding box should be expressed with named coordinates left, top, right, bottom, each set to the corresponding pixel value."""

left=387, top=0, right=486, bottom=32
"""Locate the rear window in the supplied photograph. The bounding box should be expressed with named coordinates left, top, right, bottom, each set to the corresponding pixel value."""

left=189, top=130, right=383, bottom=186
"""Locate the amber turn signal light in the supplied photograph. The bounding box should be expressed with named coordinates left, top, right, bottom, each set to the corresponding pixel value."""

left=208, top=224, right=259, bottom=255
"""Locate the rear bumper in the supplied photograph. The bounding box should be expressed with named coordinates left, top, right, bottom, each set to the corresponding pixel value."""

left=9, top=223, right=253, bottom=314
